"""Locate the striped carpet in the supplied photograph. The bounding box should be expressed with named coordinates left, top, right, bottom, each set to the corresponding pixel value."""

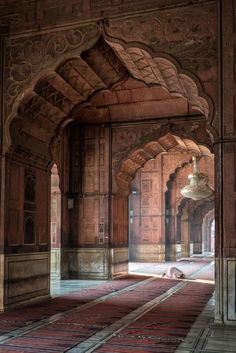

left=94, top=282, right=213, bottom=353
left=0, top=279, right=213, bottom=353
left=0, top=260, right=214, bottom=353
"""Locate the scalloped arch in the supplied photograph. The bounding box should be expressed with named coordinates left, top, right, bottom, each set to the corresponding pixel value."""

left=106, top=39, right=211, bottom=118
left=116, top=133, right=213, bottom=197
left=6, top=35, right=213, bottom=158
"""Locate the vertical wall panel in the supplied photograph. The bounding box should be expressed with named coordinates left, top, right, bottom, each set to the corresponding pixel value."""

left=6, top=161, right=24, bottom=246
left=74, top=126, right=110, bottom=246
left=37, top=170, right=50, bottom=245
left=227, top=259, right=236, bottom=321
left=218, top=0, right=236, bottom=324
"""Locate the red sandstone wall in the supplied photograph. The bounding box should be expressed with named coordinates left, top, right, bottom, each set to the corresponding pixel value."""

left=129, top=153, right=214, bottom=261
left=5, top=158, right=50, bottom=251
left=129, top=155, right=163, bottom=248
left=70, top=126, right=110, bottom=246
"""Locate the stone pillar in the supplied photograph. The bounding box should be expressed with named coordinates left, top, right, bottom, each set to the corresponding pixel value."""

left=176, top=213, right=182, bottom=259
left=50, top=165, right=61, bottom=279
left=181, top=209, right=190, bottom=258
left=202, top=211, right=214, bottom=253
left=215, top=0, right=236, bottom=325
left=191, top=214, right=203, bottom=254
left=206, top=217, right=211, bottom=253
left=0, top=156, right=5, bottom=311
left=111, top=195, right=129, bottom=277
left=58, top=130, right=71, bottom=280
left=202, top=215, right=210, bottom=253
left=1, top=26, right=51, bottom=310
left=67, top=125, right=129, bottom=279
left=165, top=181, right=177, bottom=261
left=66, top=126, right=110, bottom=279
left=128, top=158, right=165, bottom=262
left=0, top=27, right=7, bottom=311
left=128, top=185, right=140, bottom=261
left=3, top=157, right=51, bottom=310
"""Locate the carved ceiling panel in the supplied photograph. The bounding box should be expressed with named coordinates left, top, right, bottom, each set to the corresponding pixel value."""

left=81, top=39, right=128, bottom=88
left=16, top=93, right=65, bottom=145
left=35, top=79, right=74, bottom=115
left=144, top=141, right=166, bottom=156
left=57, top=58, right=107, bottom=100
left=108, top=40, right=209, bottom=117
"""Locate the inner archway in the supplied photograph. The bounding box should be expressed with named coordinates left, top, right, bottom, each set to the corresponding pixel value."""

left=126, top=138, right=214, bottom=267
left=202, top=209, right=215, bottom=255
left=3, top=34, right=215, bottom=312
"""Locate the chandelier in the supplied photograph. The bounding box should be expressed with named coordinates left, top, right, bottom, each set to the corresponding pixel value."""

left=180, top=156, right=213, bottom=201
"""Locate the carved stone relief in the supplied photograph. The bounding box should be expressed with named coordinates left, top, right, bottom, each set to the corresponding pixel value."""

left=5, top=23, right=99, bottom=110
left=4, top=2, right=217, bottom=116
left=3, top=2, right=217, bottom=202
left=113, top=121, right=211, bottom=171
left=114, top=123, right=213, bottom=196
left=1, top=1, right=208, bottom=31
left=107, top=3, right=217, bottom=80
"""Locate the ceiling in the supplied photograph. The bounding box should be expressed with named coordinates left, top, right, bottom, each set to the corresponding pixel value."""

left=10, top=36, right=209, bottom=162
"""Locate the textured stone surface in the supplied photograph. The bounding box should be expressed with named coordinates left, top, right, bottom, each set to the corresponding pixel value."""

left=0, top=0, right=235, bottom=327
left=128, top=151, right=214, bottom=262
left=66, top=248, right=109, bottom=279
left=4, top=252, right=50, bottom=308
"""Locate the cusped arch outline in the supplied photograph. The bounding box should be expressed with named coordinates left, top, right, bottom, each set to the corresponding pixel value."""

left=6, top=35, right=214, bottom=157
left=171, top=157, right=214, bottom=212
left=166, top=150, right=214, bottom=190
left=116, top=133, right=213, bottom=197
left=105, top=38, right=212, bottom=118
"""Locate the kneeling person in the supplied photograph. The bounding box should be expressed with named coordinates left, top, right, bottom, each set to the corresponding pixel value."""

left=162, top=266, right=185, bottom=279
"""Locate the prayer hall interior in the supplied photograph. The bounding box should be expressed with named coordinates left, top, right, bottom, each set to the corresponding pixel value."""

left=0, top=1, right=235, bottom=352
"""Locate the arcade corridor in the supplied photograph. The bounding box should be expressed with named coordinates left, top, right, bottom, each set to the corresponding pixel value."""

left=0, top=257, right=234, bottom=353
left=1, top=2, right=236, bottom=353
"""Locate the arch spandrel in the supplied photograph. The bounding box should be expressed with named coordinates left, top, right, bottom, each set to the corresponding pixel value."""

left=105, top=39, right=211, bottom=118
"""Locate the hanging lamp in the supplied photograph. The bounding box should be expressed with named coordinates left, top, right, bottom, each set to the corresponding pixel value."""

left=180, top=156, right=213, bottom=201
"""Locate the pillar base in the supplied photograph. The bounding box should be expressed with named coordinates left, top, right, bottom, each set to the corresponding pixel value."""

left=165, top=244, right=176, bottom=261
left=215, top=257, right=236, bottom=326
left=62, top=247, right=129, bottom=280
left=3, top=252, right=50, bottom=311
left=192, top=242, right=203, bottom=254
left=129, top=244, right=165, bottom=262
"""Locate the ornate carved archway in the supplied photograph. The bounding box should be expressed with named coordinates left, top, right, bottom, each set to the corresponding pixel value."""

left=7, top=35, right=213, bottom=164
left=3, top=33, right=216, bottom=308
left=116, top=132, right=213, bottom=197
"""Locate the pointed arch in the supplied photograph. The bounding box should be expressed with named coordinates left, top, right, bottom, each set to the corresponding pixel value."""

left=6, top=36, right=213, bottom=164
left=116, top=132, right=213, bottom=197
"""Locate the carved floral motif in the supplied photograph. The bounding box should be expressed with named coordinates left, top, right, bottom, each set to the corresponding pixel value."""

left=5, top=24, right=99, bottom=108
left=113, top=126, right=162, bottom=150
left=107, top=5, right=217, bottom=76
left=113, top=125, right=166, bottom=163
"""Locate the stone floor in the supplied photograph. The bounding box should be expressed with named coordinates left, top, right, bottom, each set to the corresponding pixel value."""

left=128, top=259, right=236, bottom=353
left=175, top=296, right=236, bottom=353
left=0, top=257, right=235, bottom=352
left=49, top=258, right=236, bottom=353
